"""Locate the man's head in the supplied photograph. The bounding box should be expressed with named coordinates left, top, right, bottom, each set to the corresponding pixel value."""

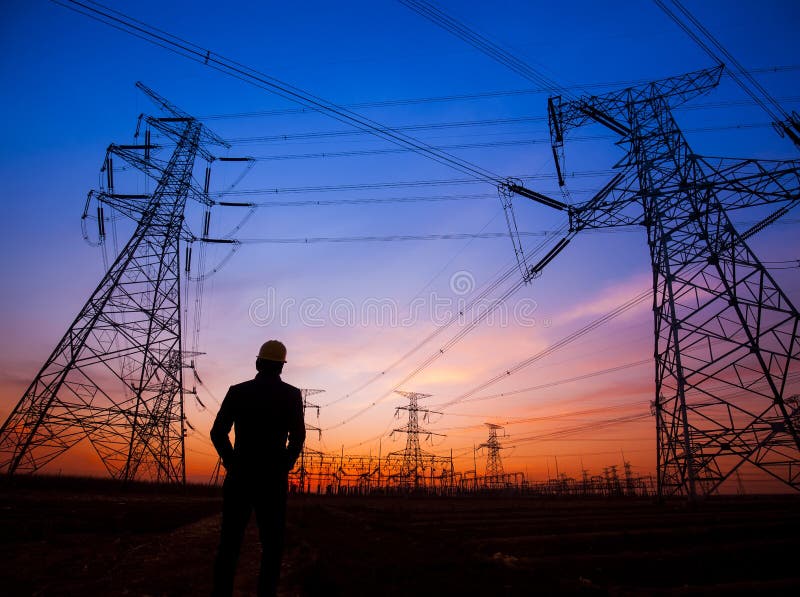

left=256, top=339, right=287, bottom=375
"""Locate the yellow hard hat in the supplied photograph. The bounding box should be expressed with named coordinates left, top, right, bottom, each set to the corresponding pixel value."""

left=257, top=340, right=287, bottom=363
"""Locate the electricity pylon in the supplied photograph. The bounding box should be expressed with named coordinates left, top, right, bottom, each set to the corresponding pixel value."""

left=479, top=423, right=505, bottom=487
left=0, top=83, right=228, bottom=483
left=297, top=388, right=324, bottom=492
left=389, top=390, right=443, bottom=488
left=525, top=65, right=800, bottom=498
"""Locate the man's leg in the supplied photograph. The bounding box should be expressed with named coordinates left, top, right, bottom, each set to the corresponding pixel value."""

left=212, top=476, right=252, bottom=597
left=253, top=477, right=288, bottom=597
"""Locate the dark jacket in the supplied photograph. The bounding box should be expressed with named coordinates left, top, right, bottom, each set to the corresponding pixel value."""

left=210, top=372, right=305, bottom=475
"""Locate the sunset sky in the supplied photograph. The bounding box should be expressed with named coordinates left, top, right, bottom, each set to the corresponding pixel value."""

left=1, top=0, right=798, bottom=487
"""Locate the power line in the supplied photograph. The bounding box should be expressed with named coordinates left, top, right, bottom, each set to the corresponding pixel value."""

left=54, top=0, right=507, bottom=185
left=204, top=219, right=797, bottom=243
left=508, top=413, right=652, bottom=446
left=227, top=109, right=791, bottom=146
left=237, top=121, right=781, bottom=161
left=397, top=0, right=567, bottom=96
left=450, top=358, right=653, bottom=405
left=212, top=170, right=613, bottom=198
left=217, top=227, right=800, bottom=246
left=436, top=401, right=651, bottom=432
left=321, top=225, right=571, bottom=420
left=231, top=231, right=556, bottom=244
left=199, top=204, right=770, bottom=282
left=199, top=67, right=800, bottom=120
left=321, top=208, right=514, bottom=410
left=216, top=192, right=496, bottom=208
left=324, top=260, right=647, bottom=431
left=654, top=0, right=778, bottom=122
left=439, top=410, right=653, bottom=457
left=227, top=115, right=549, bottom=143
left=654, top=0, right=800, bottom=146
left=439, top=287, right=654, bottom=409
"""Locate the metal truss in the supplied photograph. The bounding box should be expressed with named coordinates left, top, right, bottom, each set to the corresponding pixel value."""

left=0, top=84, right=227, bottom=483
left=297, top=388, right=324, bottom=492
left=479, top=423, right=505, bottom=487
left=388, top=390, right=446, bottom=488
left=543, top=66, right=800, bottom=497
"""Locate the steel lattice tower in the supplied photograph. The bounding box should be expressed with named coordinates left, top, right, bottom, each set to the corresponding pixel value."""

left=480, top=423, right=505, bottom=487
left=300, top=389, right=324, bottom=441
left=297, top=388, right=324, bottom=491
left=543, top=66, right=800, bottom=498
left=390, top=390, right=442, bottom=488
left=0, top=83, right=228, bottom=483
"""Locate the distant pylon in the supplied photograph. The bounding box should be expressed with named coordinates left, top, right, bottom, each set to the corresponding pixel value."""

left=298, top=388, right=324, bottom=492
left=389, top=390, right=443, bottom=488
left=479, top=423, right=505, bottom=487
left=0, top=83, right=228, bottom=483
left=300, top=389, right=324, bottom=441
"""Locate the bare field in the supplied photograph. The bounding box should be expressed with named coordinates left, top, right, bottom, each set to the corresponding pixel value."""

left=1, top=479, right=799, bottom=595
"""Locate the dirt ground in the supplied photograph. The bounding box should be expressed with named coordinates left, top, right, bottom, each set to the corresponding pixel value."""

left=1, top=479, right=799, bottom=595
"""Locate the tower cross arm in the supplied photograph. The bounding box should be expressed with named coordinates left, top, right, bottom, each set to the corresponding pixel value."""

left=107, top=144, right=213, bottom=208
left=699, top=157, right=800, bottom=212
left=108, top=144, right=167, bottom=180
left=136, top=81, right=230, bottom=152
left=550, top=65, right=724, bottom=142
left=93, top=191, right=153, bottom=221
left=144, top=116, right=219, bottom=164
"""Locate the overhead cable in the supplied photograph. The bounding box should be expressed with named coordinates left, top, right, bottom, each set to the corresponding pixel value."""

left=54, top=0, right=507, bottom=185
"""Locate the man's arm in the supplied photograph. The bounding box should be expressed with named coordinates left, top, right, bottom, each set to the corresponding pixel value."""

left=210, top=387, right=236, bottom=469
left=286, top=388, right=306, bottom=470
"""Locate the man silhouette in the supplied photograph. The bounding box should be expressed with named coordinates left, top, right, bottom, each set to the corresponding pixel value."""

left=211, top=340, right=305, bottom=597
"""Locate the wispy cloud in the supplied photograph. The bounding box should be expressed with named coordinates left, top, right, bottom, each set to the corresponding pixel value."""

left=555, top=273, right=652, bottom=325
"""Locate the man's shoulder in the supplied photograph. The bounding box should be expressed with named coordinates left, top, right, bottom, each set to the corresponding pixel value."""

left=278, top=380, right=302, bottom=398
left=230, top=379, right=258, bottom=392
left=231, top=377, right=301, bottom=399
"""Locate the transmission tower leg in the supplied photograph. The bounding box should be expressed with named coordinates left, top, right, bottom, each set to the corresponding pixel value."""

left=650, top=200, right=800, bottom=497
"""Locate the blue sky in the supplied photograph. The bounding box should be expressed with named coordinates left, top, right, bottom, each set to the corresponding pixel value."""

left=1, top=0, right=798, bottom=483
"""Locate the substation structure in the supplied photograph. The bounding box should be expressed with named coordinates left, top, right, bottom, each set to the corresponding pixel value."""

left=286, top=452, right=654, bottom=497
left=286, top=393, right=654, bottom=497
